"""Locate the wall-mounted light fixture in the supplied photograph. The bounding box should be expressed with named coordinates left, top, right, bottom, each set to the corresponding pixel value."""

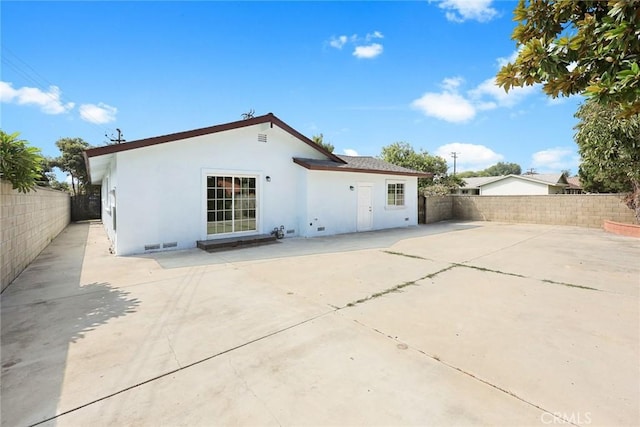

left=266, top=176, right=271, bottom=182
left=349, top=185, right=355, bottom=191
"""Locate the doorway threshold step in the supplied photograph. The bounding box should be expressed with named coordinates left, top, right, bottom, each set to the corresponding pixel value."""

left=196, top=234, right=277, bottom=252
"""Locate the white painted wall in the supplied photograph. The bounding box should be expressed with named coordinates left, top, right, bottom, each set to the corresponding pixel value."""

left=100, top=156, right=117, bottom=248
left=111, top=123, right=327, bottom=255
left=481, top=177, right=552, bottom=195
left=303, top=171, right=418, bottom=237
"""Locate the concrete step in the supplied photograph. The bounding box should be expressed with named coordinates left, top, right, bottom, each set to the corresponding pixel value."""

left=196, top=234, right=277, bottom=252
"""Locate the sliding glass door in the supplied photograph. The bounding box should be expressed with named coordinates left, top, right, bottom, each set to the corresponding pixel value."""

left=206, top=175, right=257, bottom=235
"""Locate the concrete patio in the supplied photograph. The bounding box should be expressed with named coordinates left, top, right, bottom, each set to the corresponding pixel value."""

left=1, top=221, right=638, bottom=426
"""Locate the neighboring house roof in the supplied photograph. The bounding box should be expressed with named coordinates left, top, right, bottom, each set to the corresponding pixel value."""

left=460, top=174, right=569, bottom=188
left=293, top=155, right=431, bottom=177
left=566, top=176, right=582, bottom=190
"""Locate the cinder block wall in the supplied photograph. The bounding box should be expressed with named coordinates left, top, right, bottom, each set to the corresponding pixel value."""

left=1, top=180, right=70, bottom=291
left=451, top=194, right=636, bottom=227
left=425, top=196, right=453, bottom=223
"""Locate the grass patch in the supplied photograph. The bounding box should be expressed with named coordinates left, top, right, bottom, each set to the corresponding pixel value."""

left=454, top=263, right=525, bottom=278
left=345, top=265, right=455, bottom=307
left=381, top=250, right=428, bottom=260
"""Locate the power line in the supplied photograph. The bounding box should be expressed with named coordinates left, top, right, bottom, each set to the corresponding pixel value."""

left=1, top=44, right=113, bottom=131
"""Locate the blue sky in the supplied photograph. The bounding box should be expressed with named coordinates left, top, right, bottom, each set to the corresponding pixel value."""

left=1, top=1, right=584, bottom=178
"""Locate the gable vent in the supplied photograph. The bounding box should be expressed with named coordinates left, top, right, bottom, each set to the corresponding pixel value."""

left=258, top=133, right=267, bottom=143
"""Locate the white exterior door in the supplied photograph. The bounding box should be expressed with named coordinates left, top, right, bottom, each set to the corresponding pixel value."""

left=357, top=184, right=373, bottom=231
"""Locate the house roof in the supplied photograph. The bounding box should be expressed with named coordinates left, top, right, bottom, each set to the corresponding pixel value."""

left=293, top=155, right=431, bottom=177
left=461, top=174, right=569, bottom=188
left=84, top=112, right=343, bottom=163
left=85, top=113, right=429, bottom=182
left=566, top=176, right=582, bottom=189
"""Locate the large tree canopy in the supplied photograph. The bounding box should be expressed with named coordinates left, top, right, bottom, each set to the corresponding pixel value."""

left=458, top=162, right=522, bottom=178
left=0, top=130, right=44, bottom=193
left=380, top=142, right=449, bottom=189
left=497, top=0, right=640, bottom=114
left=50, top=137, right=92, bottom=196
left=575, top=99, right=640, bottom=222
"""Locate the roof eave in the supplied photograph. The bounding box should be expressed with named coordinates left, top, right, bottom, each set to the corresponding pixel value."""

left=84, top=113, right=347, bottom=164
left=293, top=158, right=431, bottom=177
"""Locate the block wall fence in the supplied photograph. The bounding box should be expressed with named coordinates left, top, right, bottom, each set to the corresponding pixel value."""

left=423, top=194, right=637, bottom=227
left=1, top=180, right=70, bottom=291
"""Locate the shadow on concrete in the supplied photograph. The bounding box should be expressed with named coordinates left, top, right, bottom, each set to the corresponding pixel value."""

left=143, top=221, right=480, bottom=270
left=0, top=223, right=140, bottom=427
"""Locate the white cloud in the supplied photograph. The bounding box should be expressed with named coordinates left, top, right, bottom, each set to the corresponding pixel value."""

left=343, top=148, right=359, bottom=156
left=329, top=35, right=348, bottom=49
left=79, top=102, right=117, bottom=124
left=497, top=50, right=519, bottom=68
left=412, top=74, right=538, bottom=123
left=435, top=142, right=504, bottom=172
left=438, top=0, right=498, bottom=23
left=328, top=32, right=385, bottom=58
left=353, top=43, right=383, bottom=59
left=531, top=147, right=578, bottom=172
left=411, top=91, right=476, bottom=123
left=0, top=81, right=74, bottom=114
left=441, top=76, right=464, bottom=91
left=469, top=77, right=537, bottom=108
left=365, top=31, right=384, bottom=41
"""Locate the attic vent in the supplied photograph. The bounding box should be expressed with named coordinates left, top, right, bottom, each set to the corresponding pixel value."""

left=258, top=133, right=267, bottom=143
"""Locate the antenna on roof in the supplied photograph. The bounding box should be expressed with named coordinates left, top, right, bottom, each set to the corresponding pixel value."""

left=241, top=109, right=255, bottom=120
left=105, top=128, right=126, bottom=145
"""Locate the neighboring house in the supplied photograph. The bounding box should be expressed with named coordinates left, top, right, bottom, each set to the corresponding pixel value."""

left=84, top=113, right=428, bottom=255
left=456, top=174, right=569, bottom=195
left=565, top=176, right=584, bottom=194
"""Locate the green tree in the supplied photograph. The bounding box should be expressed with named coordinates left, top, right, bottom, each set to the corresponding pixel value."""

left=459, top=162, right=522, bottom=177
left=497, top=1, right=640, bottom=115
left=575, top=99, right=639, bottom=222
left=0, top=130, right=44, bottom=193
left=312, top=133, right=335, bottom=153
left=484, top=162, right=522, bottom=176
left=380, top=142, right=448, bottom=188
left=51, top=137, right=92, bottom=196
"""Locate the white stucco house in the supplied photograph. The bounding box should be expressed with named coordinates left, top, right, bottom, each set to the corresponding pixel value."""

left=84, top=113, right=428, bottom=255
left=457, top=174, right=569, bottom=195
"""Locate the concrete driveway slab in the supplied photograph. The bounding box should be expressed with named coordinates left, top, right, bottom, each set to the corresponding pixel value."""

left=344, top=266, right=640, bottom=426
left=238, top=249, right=451, bottom=309
left=2, top=220, right=639, bottom=426
left=45, top=312, right=548, bottom=427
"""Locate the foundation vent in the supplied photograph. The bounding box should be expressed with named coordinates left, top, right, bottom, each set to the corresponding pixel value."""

left=144, top=244, right=161, bottom=251
left=317, top=227, right=325, bottom=232
left=163, top=242, right=178, bottom=248
left=258, top=133, right=267, bottom=143
left=286, top=229, right=295, bottom=234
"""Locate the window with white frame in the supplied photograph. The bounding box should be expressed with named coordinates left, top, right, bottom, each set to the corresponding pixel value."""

left=387, top=181, right=405, bottom=207
left=206, top=175, right=257, bottom=235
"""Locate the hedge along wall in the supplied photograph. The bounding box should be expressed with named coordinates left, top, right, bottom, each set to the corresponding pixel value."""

left=1, top=180, right=70, bottom=291
left=424, top=194, right=637, bottom=227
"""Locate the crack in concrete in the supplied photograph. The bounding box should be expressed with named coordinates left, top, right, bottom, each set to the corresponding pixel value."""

left=29, top=309, right=334, bottom=427
left=350, top=318, right=580, bottom=427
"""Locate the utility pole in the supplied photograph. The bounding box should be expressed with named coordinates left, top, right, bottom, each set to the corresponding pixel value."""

left=106, top=128, right=126, bottom=144
left=451, top=152, right=459, bottom=175
left=526, top=168, right=536, bottom=175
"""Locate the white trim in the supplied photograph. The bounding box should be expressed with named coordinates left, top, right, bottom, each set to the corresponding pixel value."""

left=385, top=179, right=406, bottom=210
